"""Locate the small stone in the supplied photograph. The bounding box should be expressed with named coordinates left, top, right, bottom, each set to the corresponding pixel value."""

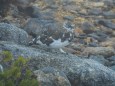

left=97, top=19, right=115, bottom=30
left=70, top=43, right=85, bottom=51
left=103, top=11, right=115, bottom=19
left=81, top=22, right=96, bottom=34
left=88, top=8, right=102, bottom=15
left=63, top=16, right=75, bottom=21
left=88, top=31, right=107, bottom=42
left=104, top=0, right=115, bottom=7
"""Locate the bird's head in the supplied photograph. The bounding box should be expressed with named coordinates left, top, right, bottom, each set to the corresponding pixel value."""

left=63, top=21, right=75, bottom=32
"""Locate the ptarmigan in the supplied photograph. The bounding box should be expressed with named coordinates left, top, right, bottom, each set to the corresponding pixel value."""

left=29, top=21, right=75, bottom=53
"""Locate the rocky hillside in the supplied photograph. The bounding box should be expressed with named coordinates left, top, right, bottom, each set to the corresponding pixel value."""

left=0, top=0, right=115, bottom=86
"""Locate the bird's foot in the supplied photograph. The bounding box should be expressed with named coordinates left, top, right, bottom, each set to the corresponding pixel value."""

left=59, top=48, right=67, bottom=54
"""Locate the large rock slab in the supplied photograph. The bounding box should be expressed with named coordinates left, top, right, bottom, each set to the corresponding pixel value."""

left=82, top=47, right=115, bottom=58
left=0, top=23, right=29, bottom=45
left=34, top=67, right=71, bottom=86
left=0, top=41, right=115, bottom=86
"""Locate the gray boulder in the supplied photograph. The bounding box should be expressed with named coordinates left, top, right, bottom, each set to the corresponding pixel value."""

left=34, top=67, right=71, bottom=86
left=23, top=18, right=62, bottom=37
left=81, top=22, right=96, bottom=34
left=0, top=23, right=29, bottom=45
left=0, top=41, right=115, bottom=86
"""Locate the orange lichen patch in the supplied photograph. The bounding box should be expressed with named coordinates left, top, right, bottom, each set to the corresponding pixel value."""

left=74, top=50, right=82, bottom=55
left=84, top=37, right=92, bottom=44
left=74, top=28, right=84, bottom=36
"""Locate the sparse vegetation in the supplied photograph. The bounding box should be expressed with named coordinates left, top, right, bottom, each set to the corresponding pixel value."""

left=0, top=51, right=38, bottom=86
left=0, top=0, right=16, bottom=16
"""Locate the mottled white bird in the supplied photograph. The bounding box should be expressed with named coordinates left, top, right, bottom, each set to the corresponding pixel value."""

left=29, top=21, right=75, bottom=53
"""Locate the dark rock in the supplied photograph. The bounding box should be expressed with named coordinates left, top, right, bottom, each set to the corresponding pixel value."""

left=95, top=31, right=108, bottom=39
left=25, top=6, right=41, bottom=18
left=88, top=31, right=108, bottom=42
left=103, top=11, right=115, bottom=19
left=0, top=23, right=29, bottom=45
left=89, top=55, right=109, bottom=65
left=108, top=56, right=115, bottom=61
left=88, top=8, right=102, bottom=15
left=25, top=7, right=55, bottom=20
left=81, top=22, right=96, bottom=34
left=104, top=0, right=115, bottom=7
left=0, top=41, right=115, bottom=86
left=97, top=19, right=115, bottom=30
left=34, top=67, right=71, bottom=86
left=9, top=4, right=19, bottom=17
left=88, top=33, right=101, bottom=41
